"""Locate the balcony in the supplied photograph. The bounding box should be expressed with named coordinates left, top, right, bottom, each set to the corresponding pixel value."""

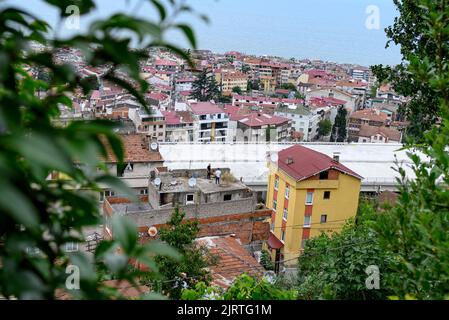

left=299, top=179, right=339, bottom=190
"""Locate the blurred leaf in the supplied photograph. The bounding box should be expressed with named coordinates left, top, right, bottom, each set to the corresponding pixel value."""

left=95, top=175, right=138, bottom=202
left=0, top=182, right=39, bottom=228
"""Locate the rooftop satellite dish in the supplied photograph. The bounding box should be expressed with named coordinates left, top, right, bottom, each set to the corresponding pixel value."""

left=153, top=177, right=161, bottom=186
left=188, top=177, right=197, bottom=188
left=263, top=271, right=277, bottom=284
left=150, top=142, right=159, bottom=151
left=147, top=226, right=158, bottom=237
left=270, top=153, right=279, bottom=162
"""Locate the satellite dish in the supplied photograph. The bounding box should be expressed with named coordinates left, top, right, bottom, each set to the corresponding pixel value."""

left=263, top=271, right=277, bottom=284
left=153, top=177, right=161, bottom=186
left=270, top=153, right=279, bottom=162
left=188, top=177, right=197, bottom=188
left=147, top=226, right=158, bottom=237
left=150, top=142, right=159, bottom=151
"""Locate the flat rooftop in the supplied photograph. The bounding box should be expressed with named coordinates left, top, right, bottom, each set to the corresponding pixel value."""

left=152, top=174, right=251, bottom=194
left=158, top=142, right=422, bottom=186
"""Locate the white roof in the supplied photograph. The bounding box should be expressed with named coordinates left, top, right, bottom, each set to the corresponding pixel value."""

left=159, top=142, right=421, bottom=185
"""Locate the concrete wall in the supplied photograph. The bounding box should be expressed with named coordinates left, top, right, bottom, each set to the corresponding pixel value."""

left=113, top=196, right=257, bottom=227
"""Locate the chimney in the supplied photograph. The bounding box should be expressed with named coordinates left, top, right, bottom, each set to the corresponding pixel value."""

left=333, top=152, right=341, bottom=163
left=285, top=156, right=294, bottom=165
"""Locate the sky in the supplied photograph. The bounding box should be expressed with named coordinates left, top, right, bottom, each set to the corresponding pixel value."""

left=3, top=0, right=402, bottom=67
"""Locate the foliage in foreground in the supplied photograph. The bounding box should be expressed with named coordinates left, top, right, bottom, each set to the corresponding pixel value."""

left=181, top=274, right=297, bottom=300
left=148, top=206, right=216, bottom=299
left=0, top=0, right=202, bottom=299
left=371, top=0, right=448, bottom=141
left=296, top=201, right=393, bottom=300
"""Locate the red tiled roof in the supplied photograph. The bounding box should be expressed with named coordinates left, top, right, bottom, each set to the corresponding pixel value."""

left=147, top=92, right=168, bottom=101
left=350, top=109, right=388, bottom=122
left=309, top=96, right=346, bottom=107
left=155, top=59, right=177, bottom=66
left=189, top=102, right=223, bottom=115
left=161, top=110, right=194, bottom=125
left=277, top=145, right=362, bottom=181
left=105, top=134, right=163, bottom=163
left=196, top=236, right=263, bottom=290
left=238, top=113, right=289, bottom=127
left=359, top=124, right=401, bottom=141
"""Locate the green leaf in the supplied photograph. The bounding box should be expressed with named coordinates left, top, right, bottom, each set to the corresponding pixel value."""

left=176, top=24, right=196, bottom=48
left=0, top=182, right=39, bottom=228
left=12, top=133, right=74, bottom=174
left=145, top=241, right=181, bottom=261
left=111, top=215, right=138, bottom=253
left=95, top=175, right=138, bottom=203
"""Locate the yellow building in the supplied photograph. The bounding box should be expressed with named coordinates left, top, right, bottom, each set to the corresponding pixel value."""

left=265, top=145, right=362, bottom=268
left=221, top=71, right=248, bottom=95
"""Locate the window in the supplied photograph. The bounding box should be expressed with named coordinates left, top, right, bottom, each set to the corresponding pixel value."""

left=186, top=194, right=194, bottom=204
left=320, top=214, right=327, bottom=223
left=140, top=189, right=148, bottom=195
left=319, top=170, right=329, bottom=180
left=323, top=191, right=331, bottom=200
left=281, top=230, right=285, bottom=241
left=159, top=125, right=163, bottom=129
left=65, top=242, right=79, bottom=253
left=283, top=208, right=288, bottom=220
left=304, top=216, right=311, bottom=227
left=117, top=163, right=126, bottom=177
left=270, top=222, right=275, bottom=232
left=274, top=176, right=279, bottom=190
left=305, top=192, right=313, bottom=204
left=105, top=190, right=115, bottom=197
left=285, top=185, right=290, bottom=199
left=224, top=194, right=232, bottom=201
left=273, top=200, right=277, bottom=211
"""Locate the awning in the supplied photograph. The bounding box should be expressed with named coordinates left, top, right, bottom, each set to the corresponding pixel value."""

left=267, top=232, right=284, bottom=250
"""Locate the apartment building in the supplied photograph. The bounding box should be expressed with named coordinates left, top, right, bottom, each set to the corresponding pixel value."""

left=274, top=105, right=321, bottom=141
left=347, top=108, right=388, bottom=142
left=265, top=145, right=362, bottom=268
left=161, top=110, right=194, bottom=142
left=102, top=134, right=164, bottom=198
left=358, top=125, right=402, bottom=143
left=232, top=95, right=303, bottom=110
left=221, top=71, right=248, bottom=95
left=234, top=112, right=291, bottom=143
left=189, top=102, right=229, bottom=143
left=103, top=168, right=271, bottom=253
left=128, top=107, right=166, bottom=142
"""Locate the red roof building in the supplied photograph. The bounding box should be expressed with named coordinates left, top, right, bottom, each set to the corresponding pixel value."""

left=189, top=102, right=224, bottom=115
left=277, top=145, right=362, bottom=181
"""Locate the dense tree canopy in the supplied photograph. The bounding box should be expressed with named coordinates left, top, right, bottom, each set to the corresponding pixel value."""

left=190, top=69, right=220, bottom=101
left=371, top=0, right=449, bottom=140
left=330, top=106, right=347, bottom=142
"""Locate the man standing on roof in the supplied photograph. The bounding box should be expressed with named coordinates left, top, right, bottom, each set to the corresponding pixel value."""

left=207, top=163, right=211, bottom=180
left=215, top=168, right=221, bottom=184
